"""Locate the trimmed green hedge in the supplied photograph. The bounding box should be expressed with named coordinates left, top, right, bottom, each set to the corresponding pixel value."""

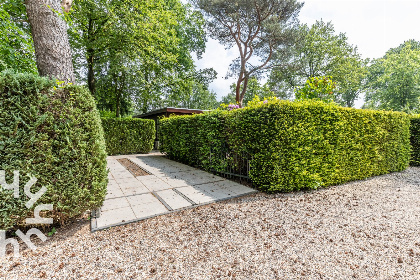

left=0, top=71, right=108, bottom=230
left=410, top=116, right=420, bottom=166
left=101, top=118, right=155, bottom=155
left=160, top=99, right=411, bottom=192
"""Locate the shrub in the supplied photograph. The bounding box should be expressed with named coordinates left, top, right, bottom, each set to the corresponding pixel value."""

left=0, top=71, right=108, bottom=230
left=101, top=118, right=155, bottom=155
left=99, top=110, right=116, bottom=119
left=295, top=76, right=337, bottom=102
left=410, top=116, right=420, bottom=166
left=159, top=111, right=228, bottom=170
left=160, top=99, right=411, bottom=193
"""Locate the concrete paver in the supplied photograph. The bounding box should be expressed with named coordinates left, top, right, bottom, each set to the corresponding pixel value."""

left=175, top=186, right=216, bottom=204
left=100, top=197, right=130, bottom=212
left=159, top=177, right=189, bottom=188
left=126, top=192, right=159, bottom=206
left=155, top=189, right=192, bottom=210
left=141, top=177, right=172, bottom=192
left=128, top=193, right=169, bottom=218
left=112, top=171, right=134, bottom=180
left=96, top=207, right=136, bottom=228
left=120, top=185, right=149, bottom=196
left=105, top=187, right=124, bottom=200
left=115, top=178, right=145, bottom=188
left=92, top=152, right=258, bottom=231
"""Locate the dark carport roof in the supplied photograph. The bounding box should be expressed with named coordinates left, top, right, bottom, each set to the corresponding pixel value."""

left=133, top=107, right=206, bottom=118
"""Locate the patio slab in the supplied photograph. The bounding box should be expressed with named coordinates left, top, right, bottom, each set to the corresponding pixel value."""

left=91, top=152, right=258, bottom=231
left=155, top=189, right=192, bottom=210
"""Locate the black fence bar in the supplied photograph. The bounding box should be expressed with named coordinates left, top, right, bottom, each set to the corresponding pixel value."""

left=209, top=142, right=252, bottom=181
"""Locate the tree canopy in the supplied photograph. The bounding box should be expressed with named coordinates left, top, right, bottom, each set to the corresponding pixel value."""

left=269, top=20, right=367, bottom=107
left=7, top=0, right=420, bottom=115
left=364, top=40, right=420, bottom=113
left=69, top=0, right=216, bottom=117
left=0, top=5, right=36, bottom=73
left=294, top=76, right=336, bottom=103
left=193, top=0, right=303, bottom=107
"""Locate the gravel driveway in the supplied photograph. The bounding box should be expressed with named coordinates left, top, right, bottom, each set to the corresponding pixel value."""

left=1, top=167, right=420, bottom=279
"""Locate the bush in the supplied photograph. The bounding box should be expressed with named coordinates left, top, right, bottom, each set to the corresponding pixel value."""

left=101, top=118, right=155, bottom=155
left=99, top=110, right=116, bottom=119
left=410, top=116, right=420, bottom=166
left=160, top=111, right=228, bottom=170
left=0, top=71, right=108, bottom=230
left=160, top=99, right=411, bottom=192
left=295, top=76, right=336, bottom=102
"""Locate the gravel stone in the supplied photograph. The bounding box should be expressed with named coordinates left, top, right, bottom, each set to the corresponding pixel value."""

left=1, top=167, right=420, bottom=279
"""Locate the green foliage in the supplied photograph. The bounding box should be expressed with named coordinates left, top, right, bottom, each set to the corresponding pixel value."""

left=69, top=0, right=215, bottom=115
left=387, top=39, right=420, bottom=54
left=246, top=96, right=279, bottom=107
left=295, top=76, right=336, bottom=102
left=47, top=227, right=57, bottom=237
left=0, top=71, right=108, bottom=230
left=270, top=20, right=367, bottom=107
left=0, top=0, right=30, bottom=33
left=410, top=115, right=420, bottom=166
left=70, top=0, right=179, bottom=116
left=160, top=100, right=410, bottom=193
left=160, top=69, right=219, bottom=110
left=221, top=77, right=276, bottom=106
left=101, top=118, right=155, bottom=155
left=0, top=6, right=36, bottom=73
left=193, top=0, right=302, bottom=106
left=99, top=110, right=117, bottom=119
left=159, top=111, right=228, bottom=170
left=180, top=82, right=219, bottom=110
left=364, top=41, right=420, bottom=113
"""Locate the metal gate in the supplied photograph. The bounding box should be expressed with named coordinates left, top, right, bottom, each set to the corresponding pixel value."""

left=209, top=142, right=252, bottom=180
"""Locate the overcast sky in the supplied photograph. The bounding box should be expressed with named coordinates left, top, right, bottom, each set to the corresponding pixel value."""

left=192, top=0, right=420, bottom=107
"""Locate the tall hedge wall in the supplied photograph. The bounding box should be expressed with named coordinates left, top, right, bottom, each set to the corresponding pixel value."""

left=160, top=99, right=411, bottom=192
left=101, top=118, right=155, bottom=155
left=0, top=71, right=108, bottom=230
left=410, top=116, right=420, bottom=166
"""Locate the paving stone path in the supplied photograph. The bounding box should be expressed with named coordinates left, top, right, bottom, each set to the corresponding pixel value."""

left=91, top=152, right=257, bottom=231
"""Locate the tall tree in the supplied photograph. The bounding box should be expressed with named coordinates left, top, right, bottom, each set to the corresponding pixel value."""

left=193, top=0, right=302, bottom=107
left=269, top=20, right=367, bottom=107
left=364, top=41, right=420, bottom=113
left=132, top=1, right=216, bottom=113
left=162, top=68, right=218, bottom=109
left=69, top=0, right=181, bottom=116
left=24, top=0, right=75, bottom=83
left=187, top=83, right=219, bottom=109
left=69, top=0, right=215, bottom=116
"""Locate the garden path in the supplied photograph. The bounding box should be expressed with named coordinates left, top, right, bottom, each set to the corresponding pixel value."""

left=91, top=152, right=257, bottom=231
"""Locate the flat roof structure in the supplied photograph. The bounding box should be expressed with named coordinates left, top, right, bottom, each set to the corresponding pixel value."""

left=133, top=107, right=205, bottom=119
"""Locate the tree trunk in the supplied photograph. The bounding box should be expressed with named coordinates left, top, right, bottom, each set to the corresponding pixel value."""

left=25, top=0, right=75, bottom=83
left=114, top=74, right=121, bottom=118
left=236, top=71, right=244, bottom=107
left=235, top=79, right=241, bottom=106
left=240, top=77, right=249, bottom=106
left=142, top=70, right=150, bottom=113
left=87, top=48, right=96, bottom=97
left=86, top=18, right=96, bottom=98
